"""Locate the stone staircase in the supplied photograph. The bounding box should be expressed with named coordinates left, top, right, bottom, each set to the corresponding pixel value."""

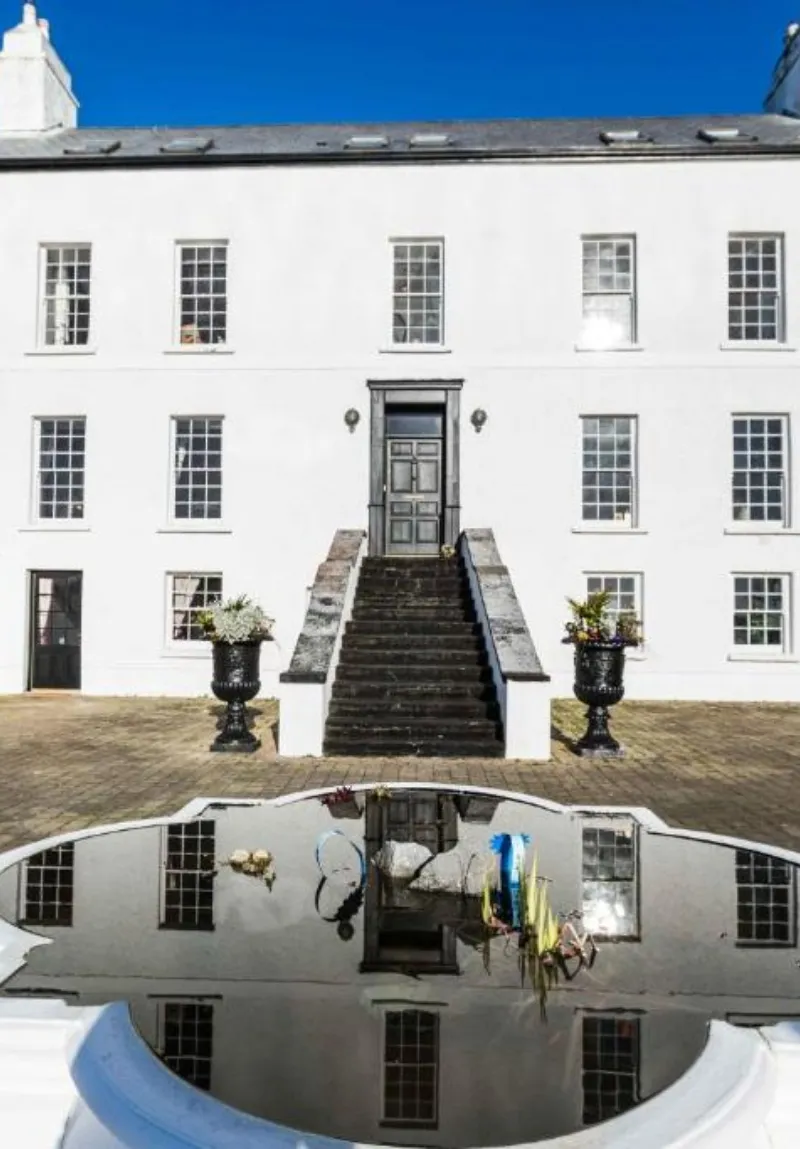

left=323, top=555, right=504, bottom=757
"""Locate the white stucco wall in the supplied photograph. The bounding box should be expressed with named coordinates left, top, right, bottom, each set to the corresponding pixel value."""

left=2, top=154, right=800, bottom=699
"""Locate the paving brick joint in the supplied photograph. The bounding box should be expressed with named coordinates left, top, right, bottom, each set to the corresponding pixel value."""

left=0, top=694, right=799, bottom=854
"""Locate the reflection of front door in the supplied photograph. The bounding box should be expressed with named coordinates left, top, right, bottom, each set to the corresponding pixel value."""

left=29, top=571, right=82, bottom=689
left=385, top=409, right=444, bottom=556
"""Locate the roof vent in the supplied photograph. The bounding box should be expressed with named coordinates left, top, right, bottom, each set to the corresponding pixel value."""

left=409, top=132, right=452, bottom=148
left=62, top=139, right=121, bottom=156
left=160, top=137, right=214, bottom=154
left=599, top=129, right=651, bottom=144
left=344, top=134, right=389, bottom=149
left=697, top=127, right=750, bottom=143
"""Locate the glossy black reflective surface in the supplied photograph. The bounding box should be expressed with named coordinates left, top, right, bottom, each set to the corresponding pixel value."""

left=1, top=788, right=799, bottom=1147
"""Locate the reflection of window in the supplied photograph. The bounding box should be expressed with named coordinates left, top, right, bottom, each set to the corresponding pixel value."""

left=382, top=1009, right=439, bottom=1127
left=580, top=236, right=636, bottom=348
left=35, top=417, right=86, bottom=520
left=392, top=240, right=444, bottom=345
left=20, top=843, right=74, bottom=926
left=171, top=416, right=223, bottom=520
left=158, top=1001, right=214, bottom=1089
left=581, top=416, right=637, bottom=525
left=161, top=822, right=215, bottom=930
left=40, top=245, right=92, bottom=346
left=735, top=849, right=795, bottom=945
left=169, top=573, right=223, bottom=641
left=582, top=1015, right=639, bottom=1126
left=581, top=818, right=638, bottom=938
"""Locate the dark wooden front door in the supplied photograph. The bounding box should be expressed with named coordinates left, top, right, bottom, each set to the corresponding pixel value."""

left=385, top=409, right=444, bottom=555
left=30, top=571, right=82, bottom=689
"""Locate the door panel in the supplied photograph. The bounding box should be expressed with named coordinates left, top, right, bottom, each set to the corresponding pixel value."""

left=30, top=571, right=82, bottom=689
left=385, top=435, right=443, bottom=555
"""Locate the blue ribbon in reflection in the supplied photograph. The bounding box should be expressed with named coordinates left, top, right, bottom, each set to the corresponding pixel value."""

left=314, top=830, right=367, bottom=942
left=490, top=833, right=531, bottom=930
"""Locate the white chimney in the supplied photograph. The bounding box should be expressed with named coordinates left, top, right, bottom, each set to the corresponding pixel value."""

left=0, top=4, right=78, bottom=133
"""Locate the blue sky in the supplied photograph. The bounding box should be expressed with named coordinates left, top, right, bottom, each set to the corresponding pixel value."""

left=11, top=0, right=797, bottom=126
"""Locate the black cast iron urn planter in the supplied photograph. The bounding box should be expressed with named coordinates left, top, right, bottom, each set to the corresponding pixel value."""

left=572, top=640, right=628, bottom=758
left=210, top=640, right=262, bottom=753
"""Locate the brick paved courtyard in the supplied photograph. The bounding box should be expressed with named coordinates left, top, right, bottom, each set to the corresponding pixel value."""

left=1, top=693, right=799, bottom=853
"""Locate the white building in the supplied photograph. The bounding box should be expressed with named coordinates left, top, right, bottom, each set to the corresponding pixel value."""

left=2, top=6, right=800, bottom=743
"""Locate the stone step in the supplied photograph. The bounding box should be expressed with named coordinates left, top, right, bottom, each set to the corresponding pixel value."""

left=323, top=736, right=505, bottom=758
left=325, top=717, right=501, bottom=739
left=345, top=620, right=483, bottom=638
left=328, top=697, right=499, bottom=720
left=342, top=633, right=483, bottom=652
left=354, top=592, right=472, bottom=606
left=334, top=664, right=493, bottom=684
left=351, top=602, right=475, bottom=620
left=357, top=577, right=464, bottom=593
left=361, top=558, right=458, bottom=573
left=338, top=647, right=486, bottom=668
left=330, top=680, right=494, bottom=700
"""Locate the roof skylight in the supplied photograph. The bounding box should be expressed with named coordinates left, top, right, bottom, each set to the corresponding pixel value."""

left=62, top=139, right=121, bottom=156
left=599, top=129, right=651, bottom=144
left=409, top=132, right=452, bottom=148
left=344, top=134, right=389, bottom=149
left=160, top=137, right=214, bottom=154
left=697, top=127, right=749, bottom=143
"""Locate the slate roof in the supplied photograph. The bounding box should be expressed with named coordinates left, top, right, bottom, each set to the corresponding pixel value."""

left=0, top=112, right=799, bottom=167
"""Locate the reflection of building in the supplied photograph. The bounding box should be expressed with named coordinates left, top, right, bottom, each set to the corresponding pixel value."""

left=582, top=1014, right=640, bottom=1125
left=361, top=791, right=471, bottom=975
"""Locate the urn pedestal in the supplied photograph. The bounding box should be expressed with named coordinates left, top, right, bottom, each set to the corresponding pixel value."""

left=210, top=640, right=262, bottom=753
left=572, top=641, right=627, bottom=758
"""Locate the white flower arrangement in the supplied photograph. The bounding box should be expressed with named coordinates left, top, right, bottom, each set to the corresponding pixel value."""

left=220, top=847, right=276, bottom=889
left=198, top=595, right=275, bottom=643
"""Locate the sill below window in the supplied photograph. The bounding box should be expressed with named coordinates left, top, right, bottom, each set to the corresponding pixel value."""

left=157, top=525, right=232, bottom=534
left=25, top=347, right=97, bottom=356
left=163, top=346, right=235, bottom=355
left=19, top=523, right=91, bottom=532
left=727, top=652, right=798, bottom=664
left=626, top=651, right=647, bottom=661
left=162, top=645, right=210, bottom=660
left=574, top=343, right=645, bottom=353
left=719, top=341, right=796, bottom=352
left=571, top=525, right=649, bottom=535
left=379, top=345, right=451, bottom=354
left=724, top=526, right=800, bottom=535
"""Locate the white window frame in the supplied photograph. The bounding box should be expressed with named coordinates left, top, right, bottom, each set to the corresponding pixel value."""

left=38, top=243, right=93, bottom=348
left=169, top=415, right=224, bottom=523
left=32, top=416, right=87, bottom=523
left=580, top=416, right=638, bottom=526
left=173, top=241, right=229, bottom=346
left=731, top=415, right=790, bottom=527
left=166, top=572, right=223, bottom=645
left=727, top=233, right=785, bottom=344
left=390, top=238, right=445, bottom=347
left=584, top=573, right=643, bottom=639
left=17, top=842, right=75, bottom=927
left=580, top=815, right=639, bottom=940
left=580, top=235, right=636, bottom=349
left=732, top=573, right=791, bottom=653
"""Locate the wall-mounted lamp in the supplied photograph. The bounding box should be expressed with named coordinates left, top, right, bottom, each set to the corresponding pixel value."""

left=470, top=408, right=488, bottom=434
left=344, top=408, right=361, bottom=434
